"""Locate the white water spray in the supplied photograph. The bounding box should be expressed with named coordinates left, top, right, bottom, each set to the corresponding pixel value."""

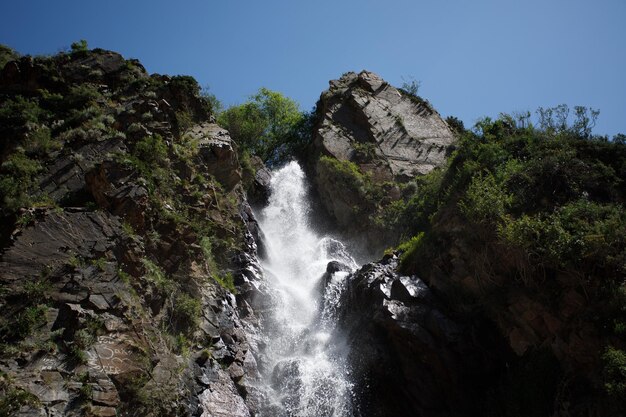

left=257, top=161, right=358, bottom=416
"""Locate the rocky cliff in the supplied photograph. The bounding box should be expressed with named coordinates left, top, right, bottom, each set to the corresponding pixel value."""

left=0, top=48, right=268, bottom=416
left=308, top=71, right=456, bottom=250
left=1, top=46, right=623, bottom=417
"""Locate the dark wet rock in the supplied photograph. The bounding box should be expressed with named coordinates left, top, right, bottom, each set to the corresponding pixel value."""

left=246, top=155, right=272, bottom=206
left=326, top=260, right=351, bottom=275
left=338, top=254, right=506, bottom=417
left=319, top=260, right=352, bottom=291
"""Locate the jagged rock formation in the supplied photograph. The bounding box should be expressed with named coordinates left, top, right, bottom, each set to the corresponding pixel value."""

left=337, top=254, right=506, bottom=417
left=314, top=71, right=454, bottom=180
left=307, top=71, right=456, bottom=252
left=0, top=48, right=267, bottom=416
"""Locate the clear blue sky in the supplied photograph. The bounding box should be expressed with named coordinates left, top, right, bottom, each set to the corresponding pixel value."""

left=1, top=0, right=624, bottom=135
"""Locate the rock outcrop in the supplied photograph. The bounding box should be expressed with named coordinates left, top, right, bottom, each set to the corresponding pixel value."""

left=0, top=48, right=266, bottom=416
left=337, top=254, right=507, bottom=417
left=314, top=71, right=454, bottom=180
left=308, top=71, right=456, bottom=250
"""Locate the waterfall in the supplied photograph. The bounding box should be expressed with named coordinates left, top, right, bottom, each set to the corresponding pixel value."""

left=256, top=161, right=358, bottom=417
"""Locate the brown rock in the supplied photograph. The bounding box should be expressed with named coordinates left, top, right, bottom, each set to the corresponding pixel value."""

left=186, top=122, right=242, bottom=191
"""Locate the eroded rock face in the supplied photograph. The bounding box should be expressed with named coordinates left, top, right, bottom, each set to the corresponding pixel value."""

left=338, top=254, right=505, bottom=417
left=309, top=71, right=456, bottom=248
left=315, top=71, right=455, bottom=180
left=0, top=48, right=267, bottom=416
left=185, top=123, right=242, bottom=191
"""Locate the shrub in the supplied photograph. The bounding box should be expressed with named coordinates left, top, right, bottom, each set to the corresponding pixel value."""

left=602, top=347, right=626, bottom=402
left=0, top=151, right=42, bottom=212
left=25, top=126, right=60, bottom=155
left=459, top=172, right=512, bottom=223
left=70, top=39, right=89, bottom=53
left=66, top=84, right=101, bottom=109
left=499, top=200, right=626, bottom=278
left=12, top=305, right=47, bottom=340
left=0, top=96, right=45, bottom=128
left=398, top=232, right=426, bottom=272
left=133, top=134, right=168, bottom=166
left=141, top=258, right=173, bottom=293
left=0, top=374, right=39, bottom=416
left=318, top=156, right=368, bottom=193
left=173, top=293, right=201, bottom=332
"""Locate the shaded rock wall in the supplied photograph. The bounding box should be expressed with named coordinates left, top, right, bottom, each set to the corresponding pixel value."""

left=0, top=48, right=266, bottom=416
left=337, top=254, right=507, bottom=417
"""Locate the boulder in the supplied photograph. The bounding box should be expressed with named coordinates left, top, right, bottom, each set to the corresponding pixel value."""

left=314, top=71, right=455, bottom=181
left=186, top=123, right=242, bottom=191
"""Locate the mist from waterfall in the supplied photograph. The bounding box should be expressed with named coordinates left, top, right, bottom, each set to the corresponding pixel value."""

left=256, top=161, right=358, bottom=417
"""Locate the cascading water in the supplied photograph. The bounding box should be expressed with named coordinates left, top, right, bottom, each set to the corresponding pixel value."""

left=256, top=161, right=358, bottom=417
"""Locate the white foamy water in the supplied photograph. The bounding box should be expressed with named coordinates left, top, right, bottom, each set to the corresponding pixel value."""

left=257, top=161, right=358, bottom=417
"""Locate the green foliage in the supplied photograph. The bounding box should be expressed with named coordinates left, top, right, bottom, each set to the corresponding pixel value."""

left=400, top=76, right=421, bottom=96
left=12, top=305, right=47, bottom=341
left=398, top=233, right=425, bottom=271
left=170, top=75, right=201, bottom=97
left=0, top=373, right=39, bottom=416
left=200, top=236, right=236, bottom=292
left=217, top=87, right=305, bottom=163
left=199, top=236, right=218, bottom=272
left=200, top=86, right=223, bottom=115
left=175, top=110, right=193, bottom=132
left=319, top=156, right=368, bottom=192
left=70, top=39, right=89, bottom=53
left=23, top=278, right=51, bottom=304
left=536, top=104, right=599, bottom=138
left=603, top=347, right=626, bottom=397
left=133, top=134, right=168, bottom=167
left=122, top=222, right=137, bottom=237
left=0, top=44, right=19, bottom=70
left=15, top=211, right=34, bottom=227
left=173, top=293, right=201, bottom=331
left=24, top=126, right=60, bottom=155
left=66, top=84, right=101, bottom=108
left=0, top=151, right=42, bottom=213
left=446, top=116, right=465, bottom=134
left=499, top=200, right=625, bottom=276
left=459, top=172, right=513, bottom=223
left=141, top=258, right=173, bottom=293
left=91, top=257, right=107, bottom=272
left=214, top=272, right=236, bottom=293
left=393, top=108, right=626, bottom=303
left=378, top=166, right=446, bottom=235
left=0, top=96, right=45, bottom=127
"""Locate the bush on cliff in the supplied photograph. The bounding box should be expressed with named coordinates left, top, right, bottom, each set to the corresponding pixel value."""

left=217, top=87, right=308, bottom=163
left=391, top=105, right=626, bottom=414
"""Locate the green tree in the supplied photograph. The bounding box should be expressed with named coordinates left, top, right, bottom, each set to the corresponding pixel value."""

left=200, top=86, right=223, bottom=115
left=400, top=76, right=421, bottom=96
left=70, top=39, right=89, bottom=53
left=217, top=88, right=304, bottom=163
